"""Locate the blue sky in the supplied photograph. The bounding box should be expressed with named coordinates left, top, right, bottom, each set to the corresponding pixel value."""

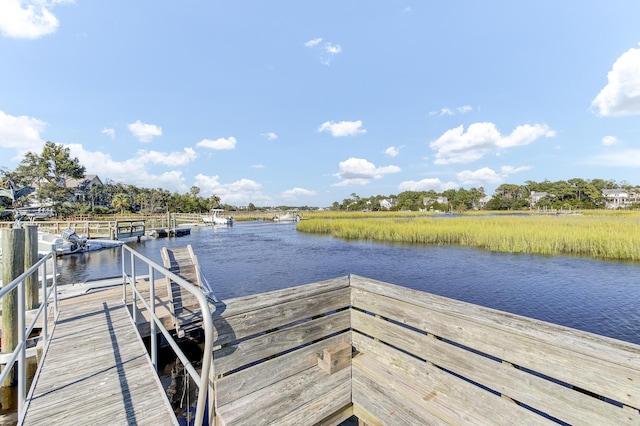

left=1, top=1, right=639, bottom=207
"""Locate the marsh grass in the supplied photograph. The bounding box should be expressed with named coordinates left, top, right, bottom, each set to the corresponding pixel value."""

left=297, top=212, right=640, bottom=262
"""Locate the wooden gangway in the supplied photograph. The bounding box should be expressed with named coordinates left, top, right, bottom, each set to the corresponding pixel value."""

left=160, top=245, right=213, bottom=337
left=22, top=288, right=177, bottom=425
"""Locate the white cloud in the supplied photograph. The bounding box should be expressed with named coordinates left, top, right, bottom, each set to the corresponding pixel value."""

left=305, top=37, right=342, bottom=65
left=281, top=187, right=316, bottom=200
left=398, top=178, right=457, bottom=192
left=429, top=105, right=473, bottom=116
left=0, top=110, right=46, bottom=155
left=0, top=0, right=71, bottom=39
left=332, top=157, right=400, bottom=186
left=128, top=120, right=162, bottom=143
left=497, top=124, right=556, bottom=148
left=587, top=149, right=640, bottom=167
left=456, top=165, right=531, bottom=186
left=384, top=146, right=401, bottom=157
left=457, top=168, right=503, bottom=186
left=325, top=43, right=341, bottom=55
left=196, top=137, right=237, bottom=150
left=602, top=135, right=618, bottom=146
left=320, top=42, right=342, bottom=65
left=261, top=132, right=278, bottom=141
left=592, top=43, right=640, bottom=116
left=194, top=174, right=270, bottom=205
left=102, top=128, right=115, bottom=139
left=137, top=147, right=197, bottom=167
left=304, top=38, right=323, bottom=47
left=500, top=165, right=532, bottom=174
left=318, top=120, right=366, bottom=137
left=251, top=164, right=265, bottom=169
left=429, top=122, right=555, bottom=164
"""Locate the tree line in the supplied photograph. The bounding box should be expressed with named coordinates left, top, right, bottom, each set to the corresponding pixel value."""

left=2, top=142, right=637, bottom=217
left=0, top=141, right=224, bottom=218
left=333, top=178, right=637, bottom=212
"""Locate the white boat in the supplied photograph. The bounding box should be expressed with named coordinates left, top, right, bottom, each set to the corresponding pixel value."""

left=38, top=229, right=124, bottom=256
left=273, top=212, right=301, bottom=222
left=202, top=209, right=234, bottom=226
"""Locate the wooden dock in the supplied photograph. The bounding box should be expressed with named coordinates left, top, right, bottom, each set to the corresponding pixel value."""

left=15, top=265, right=640, bottom=425
left=22, top=287, right=177, bottom=425
left=210, top=275, right=640, bottom=425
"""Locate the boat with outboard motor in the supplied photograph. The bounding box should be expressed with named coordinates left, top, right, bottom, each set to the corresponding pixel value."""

left=37, top=228, right=124, bottom=256
left=202, top=209, right=234, bottom=226
left=273, top=211, right=301, bottom=222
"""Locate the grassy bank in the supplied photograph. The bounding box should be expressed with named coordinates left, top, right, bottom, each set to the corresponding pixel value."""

left=296, top=212, right=640, bottom=262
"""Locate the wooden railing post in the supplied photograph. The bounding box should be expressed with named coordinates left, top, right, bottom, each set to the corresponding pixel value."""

left=24, top=224, right=39, bottom=310
left=1, top=228, right=25, bottom=387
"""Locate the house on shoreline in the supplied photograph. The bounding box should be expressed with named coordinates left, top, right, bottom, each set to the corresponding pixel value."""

left=602, top=188, right=640, bottom=209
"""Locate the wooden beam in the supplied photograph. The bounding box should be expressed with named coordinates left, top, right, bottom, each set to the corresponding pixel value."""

left=318, top=341, right=352, bottom=375
left=1, top=228, right=25, bottom=387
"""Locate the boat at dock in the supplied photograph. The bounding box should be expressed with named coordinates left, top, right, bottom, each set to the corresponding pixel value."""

left=273, top=211, right=301, bottom=222
left=37, top=228, right=124, bottom=256
left=202, top=208, right=234, bottom=226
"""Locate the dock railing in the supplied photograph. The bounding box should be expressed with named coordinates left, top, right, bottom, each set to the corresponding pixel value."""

left=113, top=219, right=146, bottom=240
left=121, top=245, right=215, bottom=426
left=0, top=251, right=58, bottom=424
left=210, top=274, right=640, bottom=425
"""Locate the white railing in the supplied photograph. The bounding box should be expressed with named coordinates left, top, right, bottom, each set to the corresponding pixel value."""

left=121, top=245, right=215, bottom=426
left=0, top=251, right=58, bottom=423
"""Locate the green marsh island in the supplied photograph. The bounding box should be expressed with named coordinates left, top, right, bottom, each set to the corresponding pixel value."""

left=297, top=211, right=640, bottom=262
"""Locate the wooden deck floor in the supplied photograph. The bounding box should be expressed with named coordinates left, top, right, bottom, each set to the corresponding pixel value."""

left=22, top=288, right=177, bottom=425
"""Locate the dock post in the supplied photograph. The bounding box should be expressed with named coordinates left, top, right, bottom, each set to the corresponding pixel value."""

left=24, top=224, right=39, bottom=310
left=1, top=228, right=25, bottom=387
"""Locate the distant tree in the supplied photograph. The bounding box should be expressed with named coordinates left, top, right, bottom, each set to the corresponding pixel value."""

left=8, top=141, right=86, bottom=215
left=111, top=193, right=131, bottom=215
left=208, top=195, right=221, bottom=210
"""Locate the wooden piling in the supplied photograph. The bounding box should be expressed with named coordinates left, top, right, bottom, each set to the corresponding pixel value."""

left=1, top=227, right=25, bottom=387
left=24, top=225, right=39, bottom=310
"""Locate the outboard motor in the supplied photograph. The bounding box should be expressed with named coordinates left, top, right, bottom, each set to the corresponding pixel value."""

left=61, top=228, right=89, bottom=252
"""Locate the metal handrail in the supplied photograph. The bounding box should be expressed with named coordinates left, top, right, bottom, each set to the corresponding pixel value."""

left=121, top=245, right=215, bottom=426
left=0, top=251, right=58, bottom=423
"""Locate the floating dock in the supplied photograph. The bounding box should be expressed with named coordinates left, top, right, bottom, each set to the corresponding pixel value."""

left=146, top=228, right=191, bottom=238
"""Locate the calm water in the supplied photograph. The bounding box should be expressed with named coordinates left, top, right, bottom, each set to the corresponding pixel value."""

left=56, top=221, right=640, bottom=345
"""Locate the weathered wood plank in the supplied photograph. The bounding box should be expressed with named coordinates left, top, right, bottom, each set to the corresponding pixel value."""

left=352, top=367, right=449, bottom=426
left=352, top=309, right=639, bottom=425
left=352, top=405, right=383, bottom=426
left=350, top=275, right=640, bottom=363
left=211, top=276, right=350, bottom=317
left=214, top=310, right=351, bottom=375
left=276, top=384, right=351, bottom=426
left=350, top=275, right=640, bottom=409
left=352, top=333, right=553, bottom=425
left=313, top=404, right=354, bottom=426
left=216, top=364, right=351, bottom=425
left=213, top=287, right=351, bottom=345
left=161, top=246, right=207, bottom=336
left=215, top=332, right=352, bottom=406
left=23, top=292, right=177, bottom=425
